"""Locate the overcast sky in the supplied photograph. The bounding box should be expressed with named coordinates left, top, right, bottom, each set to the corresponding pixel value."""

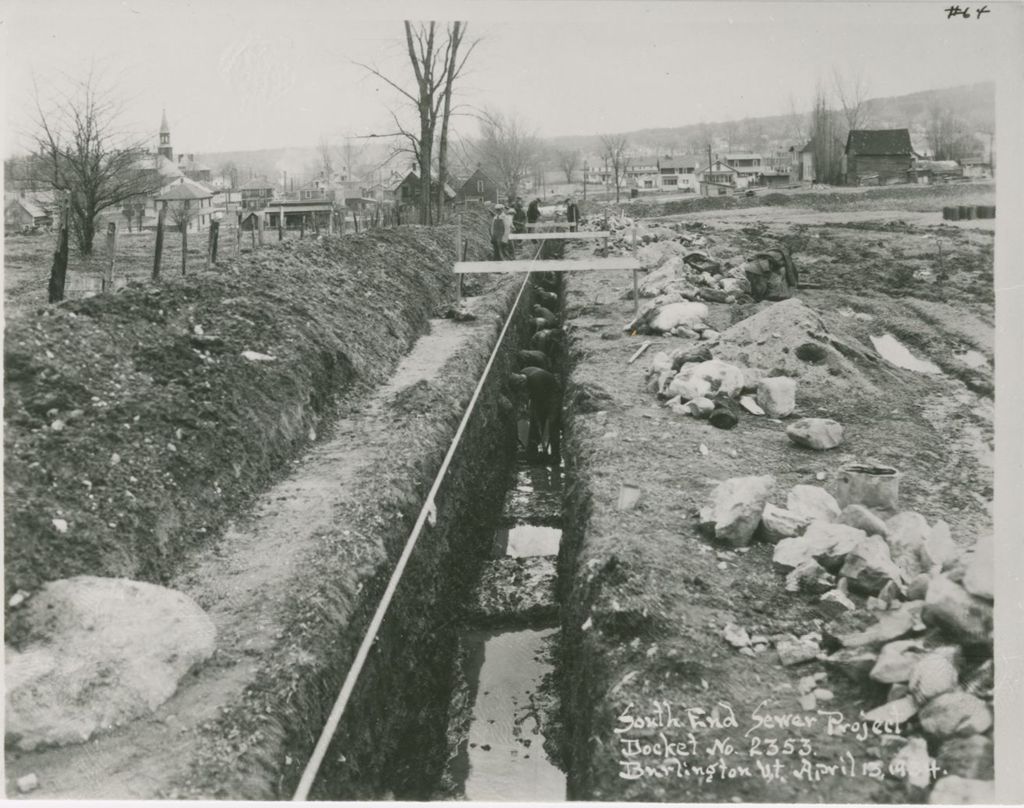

left=2, top=0, right=1021, bottom=156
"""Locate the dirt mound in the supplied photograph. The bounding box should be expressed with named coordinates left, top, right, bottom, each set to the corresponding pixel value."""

left=714, top=297, right=880, bottom=392
left=4, top=220, right=491, bottom=640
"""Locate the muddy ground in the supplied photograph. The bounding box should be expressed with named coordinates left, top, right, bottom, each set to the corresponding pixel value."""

left=558, top=182, right=995, bottom=803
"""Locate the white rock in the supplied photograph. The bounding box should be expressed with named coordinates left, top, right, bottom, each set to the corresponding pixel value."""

left=684, top=397, right=715, bottom=417
left=925, top=520, right=960, bottom=571
left=676, top=359, right=745, bottom=399
left=666, top=374, right=711, bottom=402
left=700, top=328, right=721, bottom=341
left=891, top=736, right=933, bottom=790
left=928, top=775, right=995, bottom=805
left=786, top=418, right=844, bottom=450
left=819, top=586, right=857, bottom=614
left=648, top=301, right=710, bottom=333
left=785, top=559, right=835, bottom=594
left=787, top=485, right=841, bottom=524
left=909, top=646, right=961, bottom=703
left=870, top=639, right=926, bottom=684
left=922, top=575, right=993, bottom=644
left=836, top=504, right=888, bottom=537
left=803, top=521, right=866, bottom=570
left=761, top=503, right=812, bottom=544
left=885, top=511, right=933, bottom=579
left=704, top=475, right=776, bottom=547
left=722, top=623, right=751, bottom=648
left=51, top=518, right=68, bottom=534
left=775, top=635, right=820, bottom=666
left=16, top=773, right=39, bottom=793
left=961, top=535, right=993, bottom=600
left=840, top=534, right=905, bottom=594
left=649, top=351, right=673, bottom=373
left=862, top=694, right=918, bottom=725
left=241, top=350, right=276, bottom=362
left=918, top=690, right=992, bottom=739
left=738, top=395, right=765, bottom=415
left=756, top=377, right=797, bottom=418
left=5, top=576, right=216, bottom=751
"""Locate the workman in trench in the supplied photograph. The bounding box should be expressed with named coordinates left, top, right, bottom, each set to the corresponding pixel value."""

left=509, top=366, right=561, bottom=464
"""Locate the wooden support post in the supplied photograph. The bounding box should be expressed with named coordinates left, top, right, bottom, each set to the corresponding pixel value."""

left=152, top=208, right=166, bottom=281
left=47, top=201, right=70, bottom=303
left=631, top=226, right=639, bottom=320
left=207, top=220, right=220, bottom=269
left=313, top=212, right=320, bottom=237
left=236, top=212, right=242, bottom=256
left=278, top=208, right=284, bottom=241
left=300, top=215, right=305, bottom=239
left=181, top=223, right=188, bottom=276
left=328, top=208, right=334, bottom=236
left=257, top=211, right=264, bottom=246
left=104, top=222, right=117, bottom=292
left=455, top=213, right=463, bottom=303
left=352, top=210, right=359, bottom=234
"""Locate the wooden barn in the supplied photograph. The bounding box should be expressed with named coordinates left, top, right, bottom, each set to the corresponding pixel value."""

left=843, top=129, right=914, bottom=186
left=455, top=167, right=501, bottom=204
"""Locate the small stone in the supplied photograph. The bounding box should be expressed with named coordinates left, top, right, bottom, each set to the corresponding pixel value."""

left=761, top=503, right=811, bottom=544
left=798, top=693, right=817, bottom=711
left=918, top=691, right=992, bottom=740
left=700, top=328, right=720, bottom=341
left=775, top=634, right=820, bottom=666
left=52, top=518, right=69, bottom=534
left=890, top=736, right=932, bottom=790
left=786, top=418, right=844, bottom=450
left=804, top=522, right=865, bottom=571
left=738, top=395, right=765, bottom=415
left=722, top=622, right=751, bottom=648
left=935, top=735, right=994, bottom=780
left=9, top=590, right=30, bottom=608
left=756, top=377, right=797, bottom=418
left=818, top=586, right=857, bottom=617
left=836, top=504, right=889, bottom=537
left=909, top=646, right=961, bottom=703
left=703, top=475, right=776, bottom=547
left=798, top=675, right=818, bottom=694
left=68, top=409, right=85, bottom=420
left=785, top=559, right=836, bottom=595
left=110, top=453, right=121, bottom=466
left=50, top=419, right=66, bottom=432
left=16, top=773, right=39, bottom=794
left=738, top=646, right=756, bottom=657
left=922, top=575, right=993, bottom=645
left=928, top=775, right=995, bottom=805
left=241, top=350, right=276, bottom=362
left=826, top=604, right=918, bottom=649
left=870, top=639, right=927, bottom=684
left=823, top=647, right=879, bottom=682
left=686, top=397, right=715, bottom=417
left=816, top=471, right=827, bottom=481
left=812, top=688, right=834, bottom=701
left=862, top=694, right=918, bottom=725
left=786, top=484, right=841, bottom=524
left=840, top=534, right=904, bottom=595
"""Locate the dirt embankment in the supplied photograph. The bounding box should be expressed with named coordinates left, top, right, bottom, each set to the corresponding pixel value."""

left=555, top=189, right=993, bottom=803
left=3, top=222, right=486, bottom=637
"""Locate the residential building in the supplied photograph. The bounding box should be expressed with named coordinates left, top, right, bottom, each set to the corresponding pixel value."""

left=178, top=154, right=213, bottom=184
left=657, top=155, right=700, bottom=192
left=158, top=109, right=173, bottom=162
left=156, top=177, right=220, bottom=231
left=698, top=160, right=739, bottom=195
left=455, top=167, right=501, bottom=204
left=239, top=176, right=276, bottom=210
left=5, top=197, right=52, bottom=231
left=842, top=129, right=914, bottom=186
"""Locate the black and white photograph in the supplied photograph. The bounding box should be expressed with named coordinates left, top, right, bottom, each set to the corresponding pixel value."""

left=3, top=0, right=1022, bottom=803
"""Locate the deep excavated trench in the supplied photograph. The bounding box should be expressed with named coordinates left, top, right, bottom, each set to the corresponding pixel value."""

left=299, top=270, right=573, bottom=801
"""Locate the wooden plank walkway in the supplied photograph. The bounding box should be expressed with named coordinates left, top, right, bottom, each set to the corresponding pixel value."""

left=509, top=231, right=610, bottom=241
left=454, top=257, right=640, bottom=274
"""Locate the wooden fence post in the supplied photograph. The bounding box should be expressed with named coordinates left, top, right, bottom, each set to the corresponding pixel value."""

left=278, top=207, right=284, bottom=241
left=352, top=210, right=360, bottom=234
left=327, top=207, right=334, bottom=236
left=47, top=200, right=70, bottom=303
left=104, top=221, right=117, bottom=292
left=631, top=226, right=639, bottom=320
left=313, top=212, right=320, bottom=237
left=152, top=208, right=166, bottom=281
left=257, top=211, right=264, bottom=246
left=300, top=215, right=305, bottom=239
left=455, top=212, right=463, bottom=303
left=181, top=222, right=188, bottom=275
left=236, top=212, right=242, bottom=256
left=207, top=220, right=220, bottom=269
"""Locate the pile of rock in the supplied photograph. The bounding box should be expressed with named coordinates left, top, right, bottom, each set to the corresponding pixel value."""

left=702, top=472, right=994, bottom=801
left=623, top=245, right=753, bottom=314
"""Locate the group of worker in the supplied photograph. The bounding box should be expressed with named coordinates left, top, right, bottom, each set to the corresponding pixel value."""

left=488, top=196, right=584, bottom=261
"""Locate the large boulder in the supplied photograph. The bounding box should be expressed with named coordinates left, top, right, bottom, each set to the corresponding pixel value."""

left=787, top=485, right=841, bottom=524
left=676, top=359, right=746, bottom=399
left=839, top=534, right=904, bottom=595
left=756, top=377, right=797, bottom=418
left=961, top=535, right=993, bottom=600
left=922, top=575, right=993, bottom=645
left=5, top=576, right=216, bottom=751
left=760, top=503, right=811, bottom=543
left=935, top=735, right=994, bottom=780
left=918, top=691, right=992, bottom=740
left=667, top=374, right=711, bottom=402
left=786, top=418, right=844, bottom=450
left=824, top=604, right=918, bottom=649
left=928, top=775, right=995, bottom=804
left=646, top=301, right=710, bottom=334
left=700, top=475, right=775, bottom=547
left=772, top=522, right=865, bottom=573
left=908, top=646, right=961, bottom=703
left=870, top=639, right=927, bottom=684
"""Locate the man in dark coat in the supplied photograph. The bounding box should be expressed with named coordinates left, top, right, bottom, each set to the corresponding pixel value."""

left=512, top=198, right=527, bottom=234
left=491, top=205, right=506, bottom=261
left=527, top=198, right=541, bottom=226
left=509, top=366, right=561, bottom=463
left=565, top=197, right=581, bottom=232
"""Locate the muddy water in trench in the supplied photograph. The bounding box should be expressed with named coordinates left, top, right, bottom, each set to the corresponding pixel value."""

left=440, top=449, right=567, bottom=801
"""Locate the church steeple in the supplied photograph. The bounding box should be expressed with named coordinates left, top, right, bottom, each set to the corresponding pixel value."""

left=158, top=109, right=173, bottom=161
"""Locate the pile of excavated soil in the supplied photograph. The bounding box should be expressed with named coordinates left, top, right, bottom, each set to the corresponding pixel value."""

left=713, top=297, right=882, bottom=394
left=4, top=217, right=491, bottom=641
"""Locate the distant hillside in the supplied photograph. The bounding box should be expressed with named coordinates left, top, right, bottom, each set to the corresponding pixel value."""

left=192, top=82, right=993, bottom=183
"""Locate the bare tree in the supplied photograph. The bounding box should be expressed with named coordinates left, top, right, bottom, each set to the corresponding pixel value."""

left=556, top=149, right=579, bottom=183
left=832, top=68, right=871, bottom=133
left=316, top=136, right=336, bottom=179
left=30, top=69, right=163, bottom=255
left=474, top=110, right=539, bottom=200
left=600, top=134, right=629, bottom=203
left=357, top=22, right=477, bottom=224
left=926, top=105, right=980, bottom=161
